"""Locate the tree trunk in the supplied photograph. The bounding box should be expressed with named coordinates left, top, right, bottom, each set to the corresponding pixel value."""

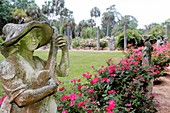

left=59, top=15, right=63, bottom=34
left=106, top=23, right=109, bottom=37
left=124, top=24, right=127, bottom=50
left=165, top=25, right=169, bottom=43
left=67, top=26, right=71, bottom=50
left=96, top=26, right=100, bottom=51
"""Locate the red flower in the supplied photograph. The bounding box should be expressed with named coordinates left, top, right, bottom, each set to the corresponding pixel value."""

left=58, top=87, right=65, bottom=91
left=88, top=89, right=94, bottom=94
left=106, top=100, right=116, bottom=111
left=69, top=94, right=77, bottom=101
left=70, top=101, right=75, bottom=107
left=82, top=72, right=92, bottom=79
left=78, top=101, right=85, bottom=107
left=77, top=78, right=81, bottom=82
left=62, top=110, right=68, bottom=113
left=71, top=78, right=76, bottom=84
left=77, top=85, right=82, bottom=90
left=110, top=74, right=116, bottom=77
left=152, top=94, right=156, bottom=98
left=78, top=93, right=83, bottom=96
left=90, top=77, right=100, bottom=85
left=135, top=57, right=141, bottom=61
left=98, top=69, right=104, bottom=74
left=108, top=90, right=116, bottom=94
left=125, top=103, right=132, bottom=107
left=102, top=78, right=110, bottom=83
left=86, top=110, right=93, bottom=113
left=61, top=95, right=69, bottom=100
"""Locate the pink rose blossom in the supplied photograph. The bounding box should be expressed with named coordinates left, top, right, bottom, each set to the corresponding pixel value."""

left=62, top=110, right=68, bottom=113
left=88, top=89, right=94, bottom=94
left=108, top=90, right=116, bottom=94
left=90, top=77, right=100, bottom=85
left=78, top=101, right=85, bottom=107
left=69, top=94, right=77, bottom=101
left=70, top=101, right=75, bottom=107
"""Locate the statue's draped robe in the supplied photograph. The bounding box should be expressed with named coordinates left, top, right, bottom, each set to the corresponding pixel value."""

left=0, top=54, right=57, bottom=113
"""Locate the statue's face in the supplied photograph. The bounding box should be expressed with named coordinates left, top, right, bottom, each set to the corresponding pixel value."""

left=19, top=28, right=42, bottom=51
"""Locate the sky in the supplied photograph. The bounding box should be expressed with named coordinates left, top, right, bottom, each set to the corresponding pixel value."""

left=35, top=0, right=170, bottom=29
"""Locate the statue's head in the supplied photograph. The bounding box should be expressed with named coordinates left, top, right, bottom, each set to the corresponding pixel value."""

left=0, top=21, right=54, bottom=52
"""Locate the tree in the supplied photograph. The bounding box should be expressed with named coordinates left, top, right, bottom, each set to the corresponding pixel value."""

left=25, top=1, right=42, bottom=21
left=13, top=9, right=27, bottom=23
left=144, top=24, right=165, bottom=44
left=116, top=29, right=142, bottom=49
left=101, top=5, right=121, bottom=37
left=0, top=0, right=14, bottom=34
left=119, top=15, right=138, bottom=50
left=162, top=18, right=170, bottom=42
left=87, top=19, right=96, bottom=28
left=64, top=10, right=75, bottom=49
left=10, top=0, right=41, bottom=23
left=76, top=20, right=88, bottom=37
left=90, top=7, right=100, bottom=24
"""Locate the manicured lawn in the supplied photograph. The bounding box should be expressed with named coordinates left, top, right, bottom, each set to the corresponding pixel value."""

left=0, top=50, right=124, bottom=97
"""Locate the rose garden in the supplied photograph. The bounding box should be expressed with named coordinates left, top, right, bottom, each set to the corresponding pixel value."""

left=1, top=0, right=170, bottom=113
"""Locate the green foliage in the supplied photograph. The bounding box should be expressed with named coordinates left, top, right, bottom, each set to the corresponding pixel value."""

left=71, top=38, right=81, bottom=49
left=0, top=36, right=3, bottom=43
left=0, top=0, right=13, bottom=20
left=144, top=25, right=165, bottom=44
left=116, top=29, right=143, bottom=50
left=99, top=38, right=108, bottom=49
left=0, top=0, right=14, bottom=34
left=81, top=27, right=96, bottom=39
left=13, top=9, right=27, bottom=18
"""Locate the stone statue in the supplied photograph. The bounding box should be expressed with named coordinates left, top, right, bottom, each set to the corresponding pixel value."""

left=156, top=36, right=164, bottom=47
left=0, top=21, right=69, bottom=113
left=142, top=35, right=153, bottom=94
left=108, top=36, right=115, bottom=51
left=142, top=35, right=153, bottom=66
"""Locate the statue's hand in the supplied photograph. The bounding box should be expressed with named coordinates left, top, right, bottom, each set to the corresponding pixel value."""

left=55, top=36, right=67, bottom=50
left=48, top=78, right=58, bottom=92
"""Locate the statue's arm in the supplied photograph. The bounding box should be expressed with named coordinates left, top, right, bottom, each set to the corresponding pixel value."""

left=46, top=35, right=69, bottom=77
left=14, top=78, right=57, bottom=107
left=57, top=45, right=69, bottom=77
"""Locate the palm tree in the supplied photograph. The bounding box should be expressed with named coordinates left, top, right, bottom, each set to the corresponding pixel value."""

left=62, top=9, right=75, bottom=49
left=90, top=7, right=100, bottom=25
left=55, top=0, right=65, bottom=30
left=101, top=5, right=121, bottom=37
left=87, top=19, right=96, bottom=28
left=120, top=15, right=138, bottom=50
left=77, top=20, right=88, bottom=38
left=25, top=1, right=41, bottom=22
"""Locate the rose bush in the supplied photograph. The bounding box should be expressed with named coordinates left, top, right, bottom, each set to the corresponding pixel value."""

left=57, top=43, right=170, bottom=113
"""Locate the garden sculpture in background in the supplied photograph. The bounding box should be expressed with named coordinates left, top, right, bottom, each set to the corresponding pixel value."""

left=142, top=35, right=153, bottom=94
left=156, top=36, right=164, bottom=47
left=108, top=36, right=116, bottom=51
left=0, top=21, right=69, bottom=113
left=142, top=35, right=153, bottom=66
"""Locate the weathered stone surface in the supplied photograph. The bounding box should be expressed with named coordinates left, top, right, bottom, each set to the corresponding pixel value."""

left=0, top=21, right=69, bottom=113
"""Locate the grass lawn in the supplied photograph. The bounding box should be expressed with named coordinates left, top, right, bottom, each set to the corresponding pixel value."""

left=0, top=50, right=124, bottom=97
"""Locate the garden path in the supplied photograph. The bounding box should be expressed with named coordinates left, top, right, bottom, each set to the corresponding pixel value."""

left=154, top=67, right=170, bottom=113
